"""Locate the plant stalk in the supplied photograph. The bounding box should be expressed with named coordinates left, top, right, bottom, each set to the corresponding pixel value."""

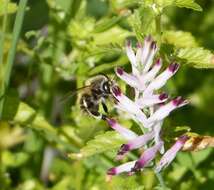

left=0, top=0, right=28, bottom=118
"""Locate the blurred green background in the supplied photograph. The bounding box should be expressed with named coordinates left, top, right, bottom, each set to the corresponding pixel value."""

left=0, top=0, right=214, bottom=189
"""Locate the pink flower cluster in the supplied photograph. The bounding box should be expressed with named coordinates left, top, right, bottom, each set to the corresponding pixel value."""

left=106, top=36, right=189, bottom=176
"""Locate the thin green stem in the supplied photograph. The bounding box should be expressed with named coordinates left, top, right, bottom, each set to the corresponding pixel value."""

left=0, top=0, right=9, bottom=116
left=156, top=172, right=167, bottom=189
left=155, top=14, right=162, bottom=45
left=0, top=0, right=9, bottom=66
left=0, top=0, right=28, bottom=118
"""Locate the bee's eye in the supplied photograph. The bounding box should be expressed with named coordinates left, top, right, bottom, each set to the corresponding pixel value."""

left=102, top=81, right=110, bottom=93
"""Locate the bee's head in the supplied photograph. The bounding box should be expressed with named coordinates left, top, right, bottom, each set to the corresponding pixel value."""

left=101, top=78, right=117, bottom=95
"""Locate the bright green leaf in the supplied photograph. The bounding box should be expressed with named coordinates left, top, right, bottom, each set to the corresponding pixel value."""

left=2, top=151, right=29, bottom=167
left=163, top=30, right=198, bottom=48
left=155, top=0, right=202, bottom=11
left=69, top=131, right=126, bottom=159
left=176, top=47, right=214, bottom=68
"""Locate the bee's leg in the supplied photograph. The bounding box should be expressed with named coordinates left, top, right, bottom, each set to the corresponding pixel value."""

left=101, top=101, right=108, bottom=113
left=90, top=110, right=107, bottom=120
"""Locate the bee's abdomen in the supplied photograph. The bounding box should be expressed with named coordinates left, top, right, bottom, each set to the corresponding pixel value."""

left=80, top=94, right=99, bottom=116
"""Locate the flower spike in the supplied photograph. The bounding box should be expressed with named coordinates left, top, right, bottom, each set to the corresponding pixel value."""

left=104, top=36, right=189, bottom=177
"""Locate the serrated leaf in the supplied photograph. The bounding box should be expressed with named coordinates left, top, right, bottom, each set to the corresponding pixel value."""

left=129, top=6, right=155, bottom=40
left=174, top=0, right=202, bottom=11
left=155, top=0, right=202, bottom=11
left=176, top=47, right=214, bottom=68
left=0, top=0, right=17, bottom=16
left=69, top=131, right=126, bottom=159
left=163, top=30, right=198, bottom=48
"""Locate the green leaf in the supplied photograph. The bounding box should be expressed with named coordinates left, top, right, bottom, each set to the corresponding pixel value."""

left=89, top=56, right=128, bottom=75
left=176, top=47, right=214, bottom=68
left=0, top=0, right=17, bottom=16
left=174, top=0, right=202, bottom=11
left=2, top=89, right=20, bottom=120
left=129, top=6, right=155, bottom=40
left=69, top=131, right=126, bottom=159
left=155, top=0, right=202, bottom=11
left=163, top=30, right=198, bottom=48
left=2, top=151, right=29, bottom=167
left=93, top=16, right=125, bottom=33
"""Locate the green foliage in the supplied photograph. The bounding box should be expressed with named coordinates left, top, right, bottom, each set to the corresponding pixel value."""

left=163, top=30, right=198, bottom=48
left=176, top=47, right=214, bottom=68
left=70, top=131, right=126, bottom=159
left=0, top=0, right=17, bottom=16
left=154, top=0, right=202, bottom=11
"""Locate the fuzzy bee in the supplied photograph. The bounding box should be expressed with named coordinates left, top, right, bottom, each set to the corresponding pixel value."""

left=78, top=74, right=117, bottom=120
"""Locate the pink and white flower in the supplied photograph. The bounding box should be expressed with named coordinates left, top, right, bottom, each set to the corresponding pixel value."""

left=105, top=36, right=189, bottom=176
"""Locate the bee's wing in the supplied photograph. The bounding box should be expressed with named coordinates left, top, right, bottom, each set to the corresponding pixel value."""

left=59, top=85, right=91, bottom=103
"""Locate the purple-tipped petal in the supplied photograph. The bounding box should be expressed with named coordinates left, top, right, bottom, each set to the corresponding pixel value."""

left=136, top=42, right=143, bottom=64
left=155, top=135, right=189, bottom=172
left=147, top=97, right=189, bottom=124
left=107, top=168, right=117, bottom=175
left=159, top=93, right=168, bottom=100
left=107, top=160, right=136, bottom=175
left=144, top=63, right=180, bottom=94
left=116, top=131, right=155, bottom=160
left=112, top=86, right=122, bottom=97
left=131, top=141, right=163, bottom=173
left=172, top=96, right=189, bottom=107
left=106, top=118, right=137, bottom=140
left=126, top=40, right=136, bottom=67
left=169, top=62, right=179, bottom=73
left=126, top=41, right=140, bottom=76
left=112, top=88, right=147, bottom=123
left=141, top=58, right=162, bottom=83
left=116, top=67, right=124, bottom=75
left=143, top=41, right=158, bottom=73
left=115, top=68, right=143, bottom=89
left=136, top=93, right=168, bottom=108
left=140, top=36, right=153, bottom=67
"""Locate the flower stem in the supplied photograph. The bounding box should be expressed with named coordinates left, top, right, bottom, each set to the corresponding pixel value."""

left=155, top=14, right=162, bottom=45
left=0, top=0, right=28, bottom=118
left=156, top=172, right=167, bottom=189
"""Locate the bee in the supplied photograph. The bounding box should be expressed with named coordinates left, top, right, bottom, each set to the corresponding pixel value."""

left=78, top=74, right=117, bottom=120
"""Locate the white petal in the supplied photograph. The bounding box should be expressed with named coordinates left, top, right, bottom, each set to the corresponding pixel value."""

left=143, top=41, right=158, bottom=73
left=142, top=58, right=162, bottom=83
left=147, top=97, right=188, bottom=126
left=136, top=93, right=168, bottom=108
left=126, top=41, right=136, bottom=67
left=115, top=67, right=143, bottom=89
left=141, top=36, right=152, bottom=66
left=144, top=63, right=180, bottom=95
left=107, top=160, right=136, bottom=175
left=106, top=118, right=137, bottom=140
